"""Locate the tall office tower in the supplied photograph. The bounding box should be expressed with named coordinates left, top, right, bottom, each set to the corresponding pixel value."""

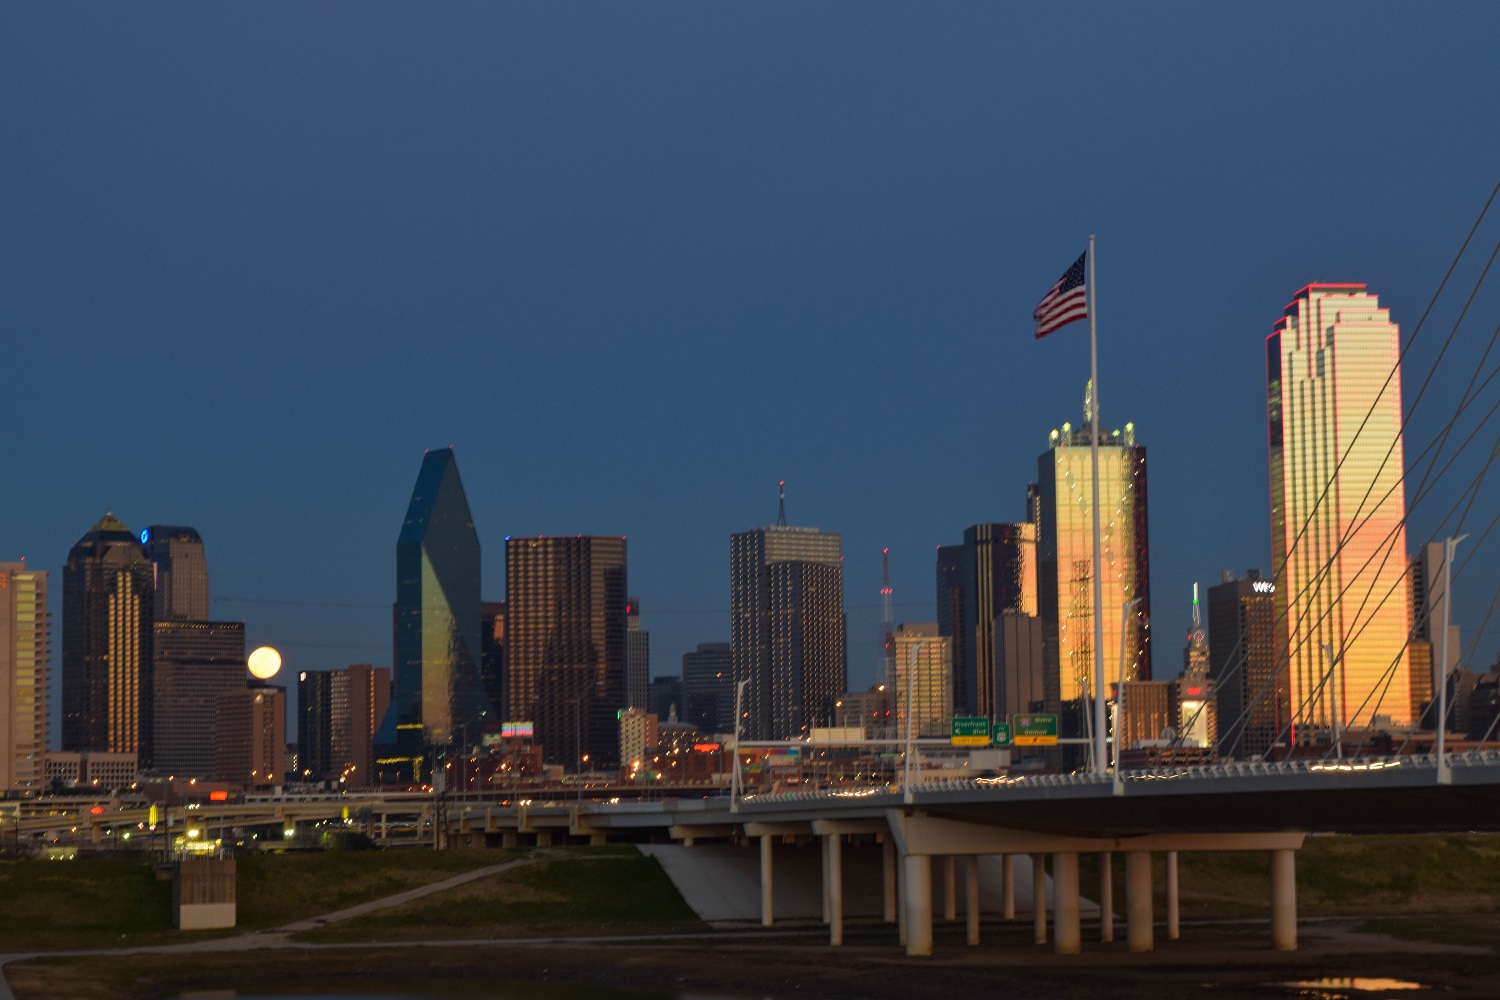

left=62, top=514, right=155, bottom=765
left=626, top=596, right=650, bottom=709
left=216, top=684, right=285, bottom=789
left=730, top=520, right=846, bottom=741
left=1116, top=680, right=1173, bottom=751
left=480, top=600, right=507, bottom=726
left=298, top=664, right=391, bottom=787
left=995, top=611, right=1046, bottom=722
left=893, top=623, right=952, bottom=738
left=934, top=545, right=967, bottom=715
left=1409, top=542, right=1461, bottom=727
left=1175, top=584, right=1215, bottom=747
left=648, top=675, right=682, bottom=722
left=393, top=449, right=490, bottom=763
left=682, top=641, right=733, bottom=733
left=506, top=536, right=628, bottom=769
left=1037, top=399, right=1151, bottom=738
left=959, top=522, right=1036, bottom=719
left=0, top=562, right=48, bottom=792
left=141, top=526, right=209, bottom=622
left=1269, top=284, right=1413, bottom=735
left=619, top=707, right=659, bottom=773
left=152, top=620, right=246, bottom=779
left=1207, top=570, right=1285, bottom=759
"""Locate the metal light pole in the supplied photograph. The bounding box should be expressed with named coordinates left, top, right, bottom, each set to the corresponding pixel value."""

left=904, top=639, right=929, bottom=804
left=1112, top=597, right=1142, bottom=797
left=731, top=679, right=749, bottom=812
left=1320, top=644, right=1342, bottom=759
left=1438, top=534, right=1468, bottom=785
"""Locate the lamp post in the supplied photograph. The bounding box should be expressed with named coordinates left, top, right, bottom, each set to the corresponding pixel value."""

left=904, top=639, right=929, bottom=805
left=731, top=679, right=749, bottom=812
left=1112, top=597, right=1142, bottom=797
left=1320, top=644, right=1342, bottom=760
left=1437, top=534, right=1467, bottom=785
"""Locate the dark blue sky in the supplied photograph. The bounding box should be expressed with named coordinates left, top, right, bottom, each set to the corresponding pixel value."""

left=5, top=5, right=1500, bottom=712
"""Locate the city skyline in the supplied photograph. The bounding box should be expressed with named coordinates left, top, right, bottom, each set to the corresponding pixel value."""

left=4, top=6, right=1500, bottom=706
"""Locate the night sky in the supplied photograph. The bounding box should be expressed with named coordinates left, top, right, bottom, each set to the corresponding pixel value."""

left=5, top=5, right=1500, bottom=737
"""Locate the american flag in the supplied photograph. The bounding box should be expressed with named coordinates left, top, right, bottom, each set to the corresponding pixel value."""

left=1033, top=251, right=1088, bottom=338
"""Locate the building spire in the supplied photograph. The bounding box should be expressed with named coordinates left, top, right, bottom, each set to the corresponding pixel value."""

left=1191, top=581, right=1201, bottom=633
left=776, top=480, right=788, bottom=527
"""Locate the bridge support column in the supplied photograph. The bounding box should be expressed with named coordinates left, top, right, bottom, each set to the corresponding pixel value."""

left=903, top=853, right=933, bottom=956
left=1099, top=852, right=1114, bottom=942
left=827, top=833, right=843, bottom=946
left=1125, top=851, right=1153, bottom=952
left=1269, top=848, right=1297, bottom=951
left=897, top=849, right=908, bottom=945
left=965, top=855, right=980, bottom=945
left=1001, top=854, right=1015, bottom=919
left=882, top=836, right=897, bottom=923
left=942, top=855, right=957, bottom=921
left=501, top=831, right=517, bottom=848
left=1166, top=851, right=1180, bottom=940
left=534, top=831, right=553, bottom=847
left=760, top=834, right=774, bottom=927
left=1052, top=852, right=1081, bottom=955
left=820, top=835, right=830, bottom=924
left=1031, top=853, right=1047, bottom=945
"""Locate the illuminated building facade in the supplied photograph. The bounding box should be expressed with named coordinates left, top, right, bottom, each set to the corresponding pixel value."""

left=216, top=685, right=285, bottom=789
left=894, top=623, right=952, bottom=738
left=62, top=514, right=155, bottom=765
left=730, top=524, right=846, bottom=741
left=1408, top=541, right=1460, bottom=727
left=682, top=641, right=733, bottom=732
left=506, top=535, right=628, bottom=769
left=959, top=521, right=1036, bottom=719
left=934, top=545, right=967, bottom=714
left=1268, top=284, right=1412, bottom=735
left=0, top=562, right=48, bottom=792
left=1177, top=583, right=1215, bottom=747
left=1036, top=406, right=1151, bottom=737
left=480, top=600, right=507, bottom=726
left=392, top=449, right=491, bottom=769
left=1208, top=570, right=1284, bottom=759
left=299, top=664, right=391, bottom=787
left=141, top=525, right=208, bottom=622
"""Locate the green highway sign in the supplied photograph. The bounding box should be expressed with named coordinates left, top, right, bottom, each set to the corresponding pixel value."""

left=1012, top=713, right=1059, bottom=746
left=951, top=716, right=992, bottom=747
left=992, top=722, right=1012, bottom=747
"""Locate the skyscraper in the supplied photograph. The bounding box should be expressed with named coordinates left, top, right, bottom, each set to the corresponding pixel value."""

left=894, top=623, right=952, bottom=738
left=506, top=535, right=628, bottom=769
left=1409, top=541, right=1461, bottom=728
left=1177, top=583, right=1215, bottom=748
left=0, top=562, right=48, bottom=792
left=730, top=519, right=846, bottom=741
left=681, top=641, right=733, bottom=732
left=480, top=600, right=507, bottom=726
left=62, top=514, right=155, bottom=765
left=141, top=526, right=208, bottom=622
left=959, top=522, right=1037, bottom=719
left=299, top=664, right=391, bottom=787
left=1268, top=284, right=1413, bottom=735
left=1208, top=570, right=1284, bottom=759
left=626, top=596, right=650, bottom=709
left=391, top=449, right=490, bottom=765
left=1036, top=402, right=1151, bottom=736
left=152, top=620, right=245, bottom=779
left=934, top=545, right=967, bottom=714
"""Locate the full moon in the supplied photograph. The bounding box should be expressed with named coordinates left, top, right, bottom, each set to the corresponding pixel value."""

left=247, top=646, right=282, bottom=680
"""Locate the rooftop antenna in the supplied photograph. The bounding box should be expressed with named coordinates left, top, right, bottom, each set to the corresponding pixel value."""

left=881, top=547, right=895, bottom=696
left=776, top=480, right=788, bottom=527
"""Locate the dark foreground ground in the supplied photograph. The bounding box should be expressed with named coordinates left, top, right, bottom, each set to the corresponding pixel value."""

left=9, top=915, right=1500, bottom=1000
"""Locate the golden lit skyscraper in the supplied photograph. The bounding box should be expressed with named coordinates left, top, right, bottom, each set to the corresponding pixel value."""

left=1036, top=398, right=1151, bottom=733
left=893, top=623, right=952, bottom=738
left=0, top=562, right=48, bottom=792
left=1268, top=283, right=1412, bottom=736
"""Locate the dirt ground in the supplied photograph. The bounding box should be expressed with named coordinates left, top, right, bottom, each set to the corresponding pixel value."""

left=8, top=916, right=1500, bottom=1000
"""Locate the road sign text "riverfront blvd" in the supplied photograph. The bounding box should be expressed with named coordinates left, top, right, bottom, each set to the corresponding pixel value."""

left=950, top=717, right=992, bottom=747
left=1012, top=714, right=1059, bottom=746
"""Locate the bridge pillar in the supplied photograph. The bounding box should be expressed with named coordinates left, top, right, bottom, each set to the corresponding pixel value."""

left=1031, top=853, right=1047, bottom=945
left=501, top=831, right=517, bottom=849
left=535, top=830, right=553, bottom=847
left=1001, top=854, right=1015, bottom=919
left=882, top=836, right=897, bottom=923
left=1166, top=851, right=1180, bottom=940
left=897, top=848, right=908, bottom=945
left=1125, top=851, right=1153, bottom=952
left=1099, top=852, right=1114, bottom=942
left=965, top=855, right=980, bottom=945
left=942, top=855, right=957, bottom=921
left=827, top=833, right=843, bottom=946
left=759, top=834, right=774, bottom=927
left=903, top=853, right=933, bottom=956
left=1269, top=848, right=1297, bottom=951
left=1052, top=852, right=1081, bottom=955
left=820, top=835, right=830, bottom=924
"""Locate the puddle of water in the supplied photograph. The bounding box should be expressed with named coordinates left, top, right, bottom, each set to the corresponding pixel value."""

left=1277, top=978, right=1430, bottom=996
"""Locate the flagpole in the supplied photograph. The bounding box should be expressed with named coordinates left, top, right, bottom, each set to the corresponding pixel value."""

left=1088, top=233, right=1108, bottom=775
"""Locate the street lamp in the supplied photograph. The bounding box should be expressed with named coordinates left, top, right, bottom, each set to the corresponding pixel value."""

left=1112, top=597, right=1143, bottom=797
left=731, top=679, right=749, bottom=812
left=904, top=639, right=929, bottom=804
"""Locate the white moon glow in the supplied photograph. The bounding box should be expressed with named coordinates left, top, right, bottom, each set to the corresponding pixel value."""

left=247, top=646, right=283, bottom=680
